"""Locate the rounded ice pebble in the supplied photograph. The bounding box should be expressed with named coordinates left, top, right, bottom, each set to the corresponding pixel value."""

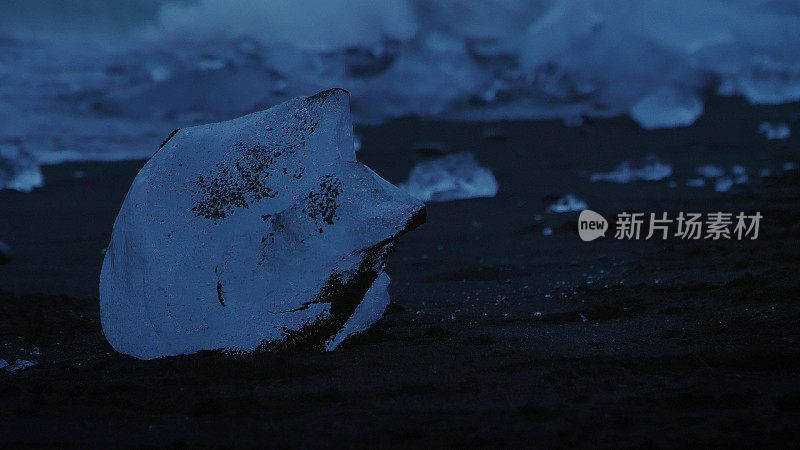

left=99, top=89, right=425, bottom=360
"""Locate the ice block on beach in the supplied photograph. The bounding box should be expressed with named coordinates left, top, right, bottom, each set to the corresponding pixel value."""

left=99, top=89, right=425, bottom=359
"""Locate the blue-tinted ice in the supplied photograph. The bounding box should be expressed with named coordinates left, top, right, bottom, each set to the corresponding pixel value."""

left=0, top=145, right=43, bottom=192
left=400, top=152, right=498, bottom=202
left=99, top=89, right=425, bottom=359
left=4, top=0, right=800, bottom=163
left=590, top=154, right=672, bottom=184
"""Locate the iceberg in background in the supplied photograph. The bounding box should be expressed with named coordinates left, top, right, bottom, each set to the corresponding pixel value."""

left=2, top=0, right=800, bottom=162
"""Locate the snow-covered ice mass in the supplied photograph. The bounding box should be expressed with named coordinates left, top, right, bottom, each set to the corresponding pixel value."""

left=99, top=89, right=425, bottom=359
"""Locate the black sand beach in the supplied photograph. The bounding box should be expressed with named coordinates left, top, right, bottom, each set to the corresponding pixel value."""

left=1, top=97, right=800, bottom=447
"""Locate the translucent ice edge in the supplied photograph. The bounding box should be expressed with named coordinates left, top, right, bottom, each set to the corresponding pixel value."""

left=400, top=152, right=498, bottom=202
left=590, top=155, right=672, bottom=184
left=548, top=194, right=588, bottom=213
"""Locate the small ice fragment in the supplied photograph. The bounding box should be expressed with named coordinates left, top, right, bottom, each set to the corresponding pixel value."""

left=715, top=177, right=734, bottom=192
left=0, top=145, right=44, bottom=192
left=534, top=214, right=543, bottom=221
left=629, top=86, right=703, bottom=130
left=590, top=154, right=672, bottom=183
left=400, top=152, right=498, bottom=202
left=534, top=312, right=542, bottom=317
left=72, top=170, right=86, bottom=179
left=685, top=178, right=705, bottom=187
left=731, top=165, right=748, bottom=184
left=579, top=313, right=588, bottom=323
left=696, top=164, right=724, bottom=178
left=0, top=359, right=7, bottom=369
left=760, top=168, right=772, bottom=177
left=757, top=122, right=791, bottom=140
left=353, top=134, right=362, bottom=152
left=547, top=194, right=587, bottom=213
left=783, top=162, right=798, bottom=171
left=544, top=294, right=551, bottom=298
left=6, top=359, right=37, bottom=372
left=542, top=227, right=553, bottom=236
left=668, top=180, right=677, bottom=188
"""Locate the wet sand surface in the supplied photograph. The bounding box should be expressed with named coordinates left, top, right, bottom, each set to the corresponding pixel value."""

left=1, top=97, right=799, bottom=447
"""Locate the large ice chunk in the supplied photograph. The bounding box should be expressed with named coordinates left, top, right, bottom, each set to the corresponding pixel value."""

left=99, top=89, right=425, bottom=360
left=400, top=152, right=498, bottom=202
left=0, top=145, right=43, bottom=192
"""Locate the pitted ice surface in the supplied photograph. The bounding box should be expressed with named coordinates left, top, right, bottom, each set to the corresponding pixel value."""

left=99, top=89, right=425, bottom=359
